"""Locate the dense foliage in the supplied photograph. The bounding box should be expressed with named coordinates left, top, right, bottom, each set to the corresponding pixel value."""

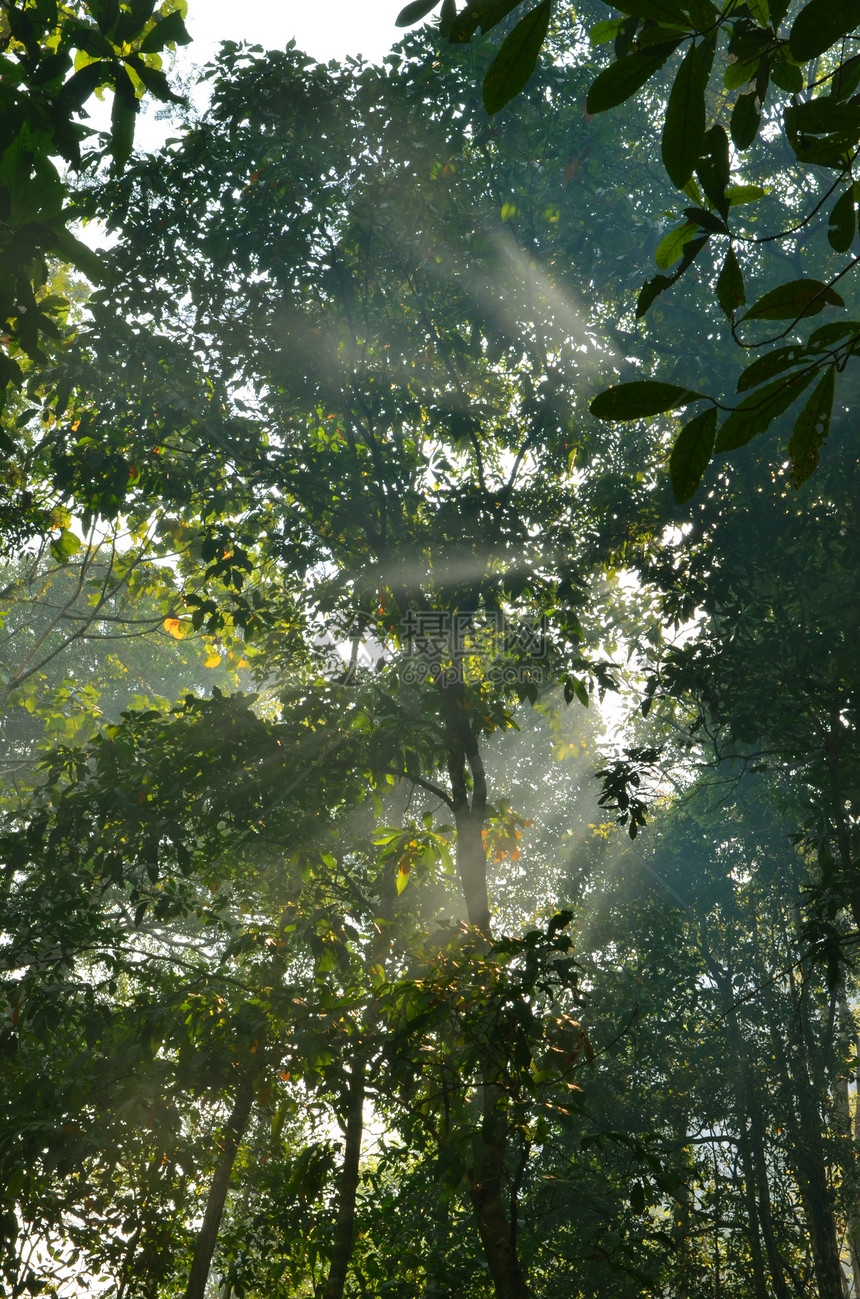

left=1, top=3, right=859, bottom=1298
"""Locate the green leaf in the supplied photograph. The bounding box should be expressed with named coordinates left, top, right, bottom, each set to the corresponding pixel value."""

left=586, top=40, right=682, bottom=114
left=670, top=405, right=717, bottom=503
left=49, top=528, right=82, bottom=563
left=739, top=279, right=844, bottom=322
left=589, top=18, right=627, bottom=45
left=723, top=55, right=759, bottom=91
left=786, top=98, right=860, bottom=136
left=612, top=0, right=691, bottom=23
left=138, top=10, right=191, bottom=53
left=746, top=0, right=770, bottom=24
left=110, top=69, right=137, bottom=169
left=696, top=124, right=730, bottom=214
left=482, top=0, right=552, bottom=114
left=827, top=184, right=858, bottom=252
left=636, top=273, right=673, bottom=316
left=52, top=228, right=109, bottom=284
left=725, top=184, right=767, bottom=206
left=731, top=90, right=761, bottom=150
left=789, top=0, right=860, bottom=63
left=716, top=245, right=745, bottom=317
left=684, top=206, right=729, bottom=234
left=787, top=366, right=835, bottom=486
left=807, top=320, right=860, bottom=348
left=591, top=381, right=704, bottom=420
left=662, top=40, right=714, bottom=189
left=829, top=53, right=860, bottom=102
left=736, top=344, right=807, bottom=393
left=450, top=0, right=522, bottom=41
left=714, top=369, right=817, bottom=452
left=655, top=221, right=698, bottom=270
left=396, top=0, right=440, bottom=24
left=630, top=1181, right=646, bottom=1214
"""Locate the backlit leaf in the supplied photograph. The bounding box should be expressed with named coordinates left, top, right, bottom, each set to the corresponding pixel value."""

left=662, top=40, right=714, bottom=189
left=483, top=0, right=552, bottom=114
left=789, top=0, right=860, bottom=63
left=591, top=381, right=704, bottom=420
left=739, top=279, right=844, bottom=322
left=788, top=366, right=835, bottom=485
left=587, top=40, right=681, bottom=114
left=670, top=406, right=717, bottom=503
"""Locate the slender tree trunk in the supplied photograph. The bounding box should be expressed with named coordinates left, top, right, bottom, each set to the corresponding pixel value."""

left=183, top=1076, right=254, bottom=1299
left=322, top=1059, right=366, bottom=1299
left=320, top=806, right=402, bottom=1299
left=438, top=674, right=529, bottom=1299
left=701, top=936, right=787, bottom=1299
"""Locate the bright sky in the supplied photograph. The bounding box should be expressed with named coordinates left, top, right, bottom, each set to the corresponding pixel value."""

left=184, top=0, right=401, bottom=67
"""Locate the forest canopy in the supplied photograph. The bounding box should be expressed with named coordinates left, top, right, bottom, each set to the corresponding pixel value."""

left=0, top=3, right=859, bottom=1298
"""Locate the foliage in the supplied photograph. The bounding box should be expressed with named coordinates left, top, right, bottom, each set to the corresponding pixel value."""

left=397, top=0, right=860, bottom=497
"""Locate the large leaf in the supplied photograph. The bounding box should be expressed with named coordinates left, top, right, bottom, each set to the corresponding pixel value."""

left=483, top=0, right=552, bottom=114
left=670, top=406, right=717, bottom=503
left=827, top=184, right=858, bottom=252
left=716, top=245, right=745, bottom=317
left=655, top=221, right=698, bottom=269
left=739, top=279, right=845, bottom=322
left=736, top=344, right=807, bottom=393
left=662, top=40, right=714, bottom=189
left=396, top=0, right=440, bottom=25
left=591, top=381, right=704, bottom=420
left=714, top=369, right=816, bottom=452
left=787, top=366, right=835, bottom=486
left=138, top=10, right=191, bottom=52
left=789, top=0, right=860, bottom=63
left=586, top=40, right=682, bottom=114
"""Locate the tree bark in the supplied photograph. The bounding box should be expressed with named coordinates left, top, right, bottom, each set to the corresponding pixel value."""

left=183, top=1075, right=254, bottom=1299
left=322, top=1059, right=366, bottom=1299
left=438, top=674, right=529, bottom=1298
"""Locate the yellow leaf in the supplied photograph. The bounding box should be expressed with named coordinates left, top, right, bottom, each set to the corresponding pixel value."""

left=163, top=617, right=188, bottom=640
left=204, top=652, right=221, bottom=668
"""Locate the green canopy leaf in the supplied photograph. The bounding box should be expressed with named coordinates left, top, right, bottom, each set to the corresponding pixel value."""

left=483, top=0, right=552, bottom=114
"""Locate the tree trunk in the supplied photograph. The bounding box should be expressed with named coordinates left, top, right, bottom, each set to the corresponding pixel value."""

left=439, top=674, right=529, bottom=1298
left=322, top=1058, right=366, bottom=1299
left=183, top=1075, right=254, bottom=1299
left=469, top=1097, right=530, bottom=1299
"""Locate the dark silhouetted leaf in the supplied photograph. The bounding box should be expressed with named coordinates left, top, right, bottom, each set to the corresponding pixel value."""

left=138, top=9, right=191, bottom=52
left=731, top=89, right=761, bottom=149
left=715, top=369, right=816, bottom=452
left=737, top=344, right=807, bottom=393
left=827, top=184, right=858, bottom=251
left=789, top=0, right=860, bottom=63
left=670, top=406, right=717, bottom=503
left=483, top=0, right=552, bottom=114
left=788, top=365, right=835, bottom=485
left=396, top=0, right=439, bottom=23
left=663, top=40, right=714, bottom=188
left=739, top=279, right=844, bottom=322
left=450, top=0, right=522, bottom=41
left=716, top=245, right=745, bottom=317
left=587, top=40, right=681, bottom=114
left=591, top=381, right=704, bottom=420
